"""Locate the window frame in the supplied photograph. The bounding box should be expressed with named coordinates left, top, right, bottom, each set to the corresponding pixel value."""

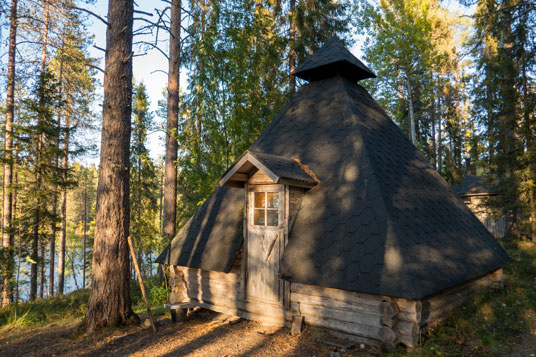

left=248, top=184, right=284, bottom=229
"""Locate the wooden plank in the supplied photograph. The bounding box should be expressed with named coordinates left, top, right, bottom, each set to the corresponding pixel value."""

left=397, top=331, right=419, bottom=348
left=423, top=276, right=495, bottom=312
left=186, top=295, right=292, bottom=326
left=241, top=185, right=248, bottom=301
left=291, top=292, right=383, bottom=316
left=185, top=279, right=240, bottom=293
left=191, top=300, right=289, bottom=327
left=231, top=173, right=248, bottom=181
left=302, top=313, right=383, bottom=340
left=248, top=184, right=284, bottom=192
left=219, top=154, right=252, bottom=187
left=248, top=171, right=276, bottom=185
left=395, top=320, right=419, bottom=338
left=291, top=283, right=387, bottom=306
left=392, top=299, right=420, bottom=323
left=295, top=301, right=385, bottom=329
left=178, top=267, right=241, bottom=284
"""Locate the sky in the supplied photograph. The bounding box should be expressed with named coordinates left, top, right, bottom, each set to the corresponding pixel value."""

left=83, top=0, right=474, bottom=163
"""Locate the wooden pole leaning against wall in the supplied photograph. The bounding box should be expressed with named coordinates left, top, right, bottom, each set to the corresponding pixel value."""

left=127, top=236, right=157, bottom=333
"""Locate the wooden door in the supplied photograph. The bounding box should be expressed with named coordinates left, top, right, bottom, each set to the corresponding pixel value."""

left=247, top=184, right=285, bottom=304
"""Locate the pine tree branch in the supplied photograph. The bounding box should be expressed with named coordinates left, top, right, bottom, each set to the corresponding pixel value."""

left=134, top=9, right=154, bottom=17
left=134, top=40, right=170, bottom=60
left=68, top=5, right=109, bottom=26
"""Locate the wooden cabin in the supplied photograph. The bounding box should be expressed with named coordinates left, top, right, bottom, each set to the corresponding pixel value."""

left=156, top=39, right=510, bottom=348
left=452, top=175, right=507, bottom=239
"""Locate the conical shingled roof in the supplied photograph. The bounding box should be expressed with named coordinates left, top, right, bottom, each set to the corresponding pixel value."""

left=157, top=42, right=510, bottom=300
left=292, top=38, right=376, bottom=82
left=248, top=76, right=509, bottom=300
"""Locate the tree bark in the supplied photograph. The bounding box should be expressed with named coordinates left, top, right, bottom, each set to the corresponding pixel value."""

left=31, top=0, right=50, bottom=301
left=84, top=0, right=136, bottom=331
left=162, top=0, right=181, bottom=242
left=82, top=166, right=87, bottom=288
left=49, top=44, right=65, bottom=299
left=58, top=96, right=71, bottom=295
left=1, top=0, right=17, bottom=307
left=289, top=0, right=296, bottom=94
left=437, top=94, right=442, bottom=174
left=39, top=239, right=45, bottom=299
left=406, top=74, right=416, bottom=144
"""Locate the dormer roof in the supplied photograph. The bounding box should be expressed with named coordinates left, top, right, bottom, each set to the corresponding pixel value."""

left=219, top=150, right=318, bottom=188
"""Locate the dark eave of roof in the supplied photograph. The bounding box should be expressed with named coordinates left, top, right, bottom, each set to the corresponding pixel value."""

left=292, top=37, right=376, bottom=83
left=219, top=150, right=317, bottom=188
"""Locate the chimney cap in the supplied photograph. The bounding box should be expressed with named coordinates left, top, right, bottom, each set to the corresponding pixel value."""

left=292, top=37, right=376, bottom=83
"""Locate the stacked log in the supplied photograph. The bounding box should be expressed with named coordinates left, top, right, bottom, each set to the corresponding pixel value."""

left=289, top=283, right=396, bottom=346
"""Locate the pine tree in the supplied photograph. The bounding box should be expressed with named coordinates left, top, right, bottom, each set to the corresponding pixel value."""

left=1, top=0, right=18, bottom=307
left=130, top=82, right=159, bottom=277
left=84, top=0, right=137, bottom=330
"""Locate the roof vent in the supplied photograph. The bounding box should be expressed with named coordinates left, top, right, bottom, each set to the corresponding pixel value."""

left=292, top=37, right=376, bottom=82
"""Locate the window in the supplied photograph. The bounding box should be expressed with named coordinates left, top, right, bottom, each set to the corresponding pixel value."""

left=254, top=192, right=279, bottom=226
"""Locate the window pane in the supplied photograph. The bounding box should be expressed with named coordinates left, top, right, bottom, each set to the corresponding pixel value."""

left=254, top=209, right=265, bottom=225
left=267, top=210, right=278, bottom=226
left=267, top=192, right=279, bottom=208
left=254, top=192, right=265, bottom=208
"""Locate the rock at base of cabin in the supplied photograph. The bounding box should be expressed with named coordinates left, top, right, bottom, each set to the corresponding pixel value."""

left=291, top=315, right=305, bottom=336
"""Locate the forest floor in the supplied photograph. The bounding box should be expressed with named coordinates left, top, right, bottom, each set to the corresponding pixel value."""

left=0, top=308, right=382, bottom=356
left=0, top=240, right=535, bottom=357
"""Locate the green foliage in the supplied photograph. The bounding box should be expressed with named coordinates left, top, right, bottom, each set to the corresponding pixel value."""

left=354, top=0, right=470, bottom=183
left=0, top=289, right=89, bottom=327
left=130, top=276, right=169, bottom=310
left=468, top=0, right=536, bottom=237
left=175, top=0, right=351, bottom=224
left=130, top=82, right=161, bottom=275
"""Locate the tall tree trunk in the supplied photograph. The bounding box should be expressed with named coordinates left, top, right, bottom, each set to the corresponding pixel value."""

left=58, top=96, right=71, bottom=295
left=288, top=0, right=296, bottom=94
left=1, top=0, right=17, bottom=307
left=49, top=47, right=65, bottom=298
left=437, top=94, right=443, bottom=174
left=162, top=0, right=181, bottom=242
left=13, top=150, right=20, bottom=305
left=406, top=74, right=416, bottom=144
left=431, top=75, right=437, bottom=170
left=39, top=239, right=45, bottom=299
left=82, top=167, right=87, bottom=288
left=31, top=0, right=50, bottom=302
left=84, top=0, right=136, bottom=331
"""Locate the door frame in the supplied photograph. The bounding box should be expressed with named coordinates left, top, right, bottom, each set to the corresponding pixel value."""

left=243, top=183, right=289, bottom=306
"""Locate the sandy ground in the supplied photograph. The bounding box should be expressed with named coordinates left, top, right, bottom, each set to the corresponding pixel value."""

left=0, top=309, right=382, bottom=357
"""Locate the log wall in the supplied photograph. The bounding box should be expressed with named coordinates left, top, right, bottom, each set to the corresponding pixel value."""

left=419, top=268, right=503, bottom=331
left=168, top=266, right=503, bottom=348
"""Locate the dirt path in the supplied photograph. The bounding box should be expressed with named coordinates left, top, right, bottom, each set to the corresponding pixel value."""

left=0, top=309, right=380, bottom=357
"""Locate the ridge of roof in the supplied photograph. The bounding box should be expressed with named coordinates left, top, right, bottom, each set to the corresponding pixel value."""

left=335, top=78, right=420, bottom=299
left=292, top=37, right=376, bottom=82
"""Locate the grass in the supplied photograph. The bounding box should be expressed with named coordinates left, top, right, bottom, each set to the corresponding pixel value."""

left=0, top=288, right=90, bottom=327
left=0, top=276, right=169, bottom=328
left=390, top=239, right=536, bottom=356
